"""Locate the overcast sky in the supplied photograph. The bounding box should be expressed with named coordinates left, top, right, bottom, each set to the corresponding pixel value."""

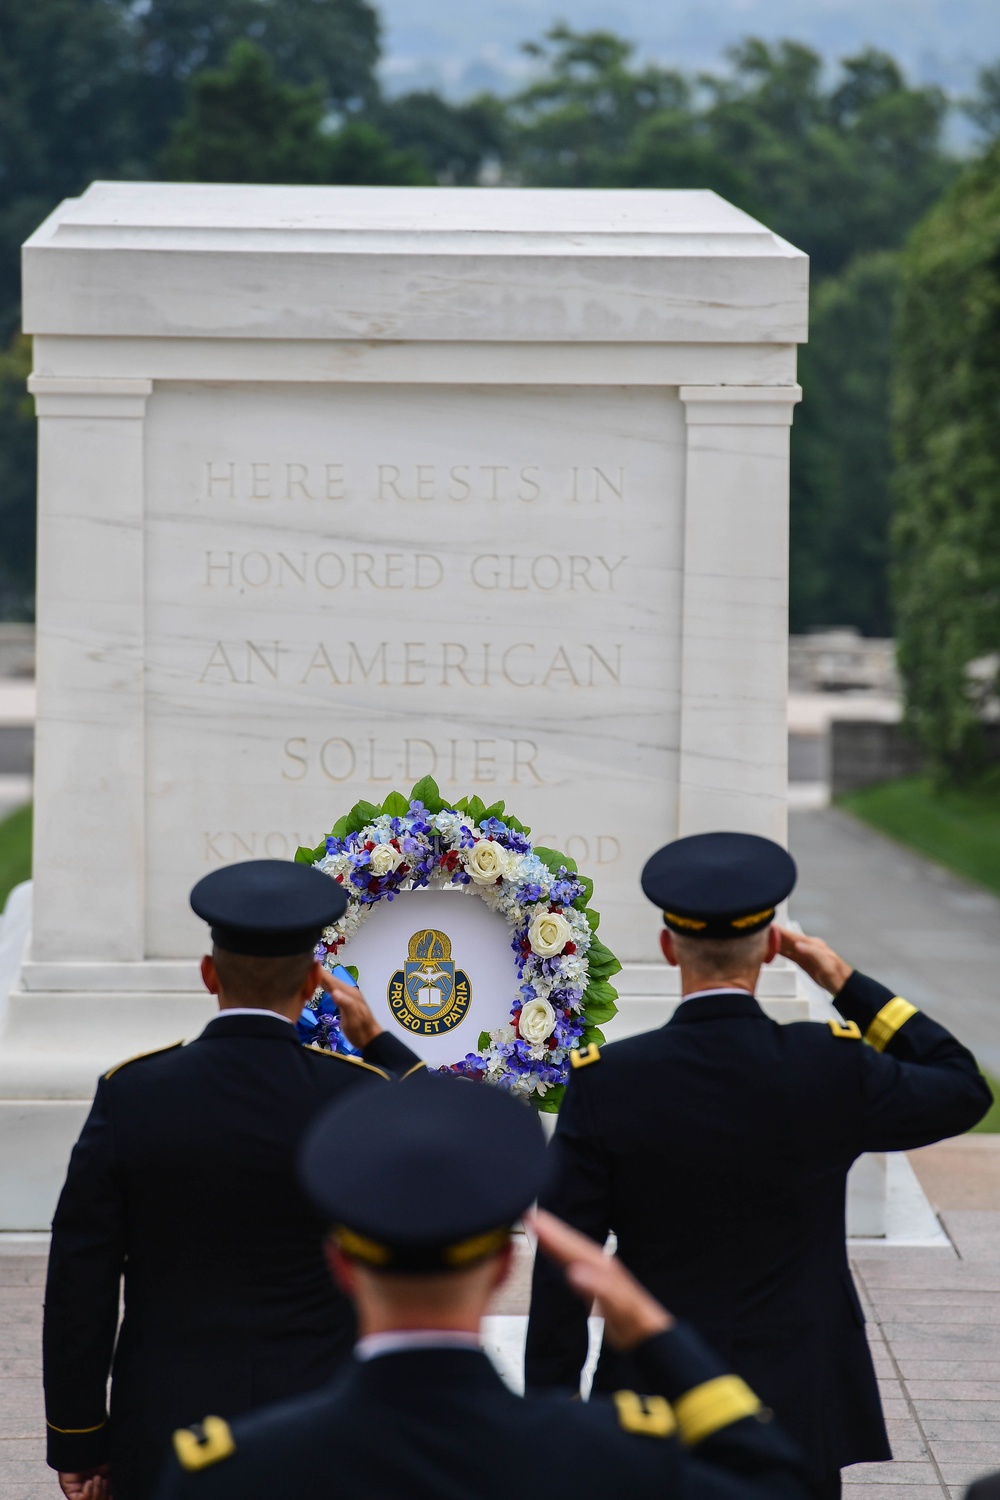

left=377, top=0, right=999, bottom=103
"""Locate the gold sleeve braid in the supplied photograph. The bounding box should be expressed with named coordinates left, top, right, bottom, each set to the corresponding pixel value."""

left=673, top=1375, right=762, bottom=1446
left=864, top=997, right=918, bottom=1053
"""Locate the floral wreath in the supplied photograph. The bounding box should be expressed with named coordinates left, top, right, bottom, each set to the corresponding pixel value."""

left=294, top=776, right=621, bottom=1112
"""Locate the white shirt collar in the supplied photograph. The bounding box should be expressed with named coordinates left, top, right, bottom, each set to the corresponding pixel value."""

left=355, top=1330, right=482, bottom=1362
left=215, top=1007, right=295, bottom=1025
left=680, top=986, right=755, bottom=1002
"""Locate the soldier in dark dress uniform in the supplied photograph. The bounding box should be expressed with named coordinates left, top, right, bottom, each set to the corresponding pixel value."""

left=43, top=860, right=421, bottom=1500
left=156, top=1075, right=810, bottom=1500
left=525, top=832, right=991, bottom=1500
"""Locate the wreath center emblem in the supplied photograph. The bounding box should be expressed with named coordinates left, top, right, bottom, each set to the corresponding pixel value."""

left=388, top=928, right=472, bottom=1037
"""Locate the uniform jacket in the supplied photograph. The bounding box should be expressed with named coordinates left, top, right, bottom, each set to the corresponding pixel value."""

left=43, top=1014, right=420, bottom=1500
left=155, top=1321, right=809, bottom=1500
left=525, top=971, right=990, bottom=1478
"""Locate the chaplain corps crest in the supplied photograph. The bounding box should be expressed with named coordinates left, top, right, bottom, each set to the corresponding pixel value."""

left=389, top=929, right=472, bottom=1037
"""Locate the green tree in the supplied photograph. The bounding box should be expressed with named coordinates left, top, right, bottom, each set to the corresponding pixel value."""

left=0, top=0, right=139, bottom=335
left=504, top=26, right=692, bottom=187
left=162, top=41, right=430, bottom=185
left=506, top=31, right=953, bottom=276
left=892, top=141, right=1000, bottom=778
left=791, top=253, right=899, bottom=634
left=373, top=91, right=505, bottom=184
left=131, top=0, right=381, bottom=158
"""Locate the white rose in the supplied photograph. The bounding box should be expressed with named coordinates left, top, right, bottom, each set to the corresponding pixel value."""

left=528, top=909, right=573, bottom=957
left=519, top=998, right=557, bottom=1044
left=369, top=844, right=403, bottom=876
left=465, top=839, right=509, bottom=885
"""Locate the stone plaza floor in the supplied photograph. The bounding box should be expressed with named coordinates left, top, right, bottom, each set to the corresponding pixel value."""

left=3, top=1136, right=998, bottom=1500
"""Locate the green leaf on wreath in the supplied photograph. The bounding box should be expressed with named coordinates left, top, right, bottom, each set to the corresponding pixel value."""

left=477, top=1030, right=491, bottom=1051
left=409, top=775, right=445, bottom=813
left=346, top=799, right=381, bottom=835
left=295, top=845, right=316, bottom=864
left=582, top=978, right=619, bottom=1024
left=579, top=1024, right=606, bottom=1048
left=345, top=965, right=359, bottom=983
left=533, top=846, right=578, bottom=876
left=506, top=815, right=531, bottom=835
left=584, top=996, right=618, bottom=1024
left=572, top=875, right=594, bottom=909
left=586, top=936, right=623, bottom=979
left=537, top=1084, right=566, bottom=1114
left=483, top=801, right=506, bottom=820
left=380, top=790, right=409, bottom=817
left=585, top=909, right=600, bottom=931
left=331, top=815, right=350, bottom=839
left=465, top=795, right=488, bottom=826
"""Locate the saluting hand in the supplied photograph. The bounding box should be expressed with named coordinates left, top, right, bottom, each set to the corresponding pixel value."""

left=58, top=1468, right=111, bottom=1500
left=775, top=925, right=853, bottom=995
left=529, top=1208, right=673, bottom=1352
left=316, top=968, right=384, bottom=1051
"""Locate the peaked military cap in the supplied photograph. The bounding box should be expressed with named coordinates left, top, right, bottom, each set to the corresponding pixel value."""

left=641, top=832, right=796, bottom=939
left=299, top=1074, right=549, bottom=1272
left=190, top=859, right=348, bottom=957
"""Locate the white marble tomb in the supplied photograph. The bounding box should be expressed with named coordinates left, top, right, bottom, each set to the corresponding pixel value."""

left=0, top=182, right=814, bottom=1226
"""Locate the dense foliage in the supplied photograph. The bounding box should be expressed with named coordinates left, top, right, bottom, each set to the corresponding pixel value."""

left=791, top=253, right=899, bottom=636
left=892, top=142, right=1000, bottom=779
left=0, top=5, right=989, bottom=649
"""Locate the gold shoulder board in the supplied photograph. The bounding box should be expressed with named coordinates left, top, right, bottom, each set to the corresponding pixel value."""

left=305, top=1045, right=389, bottom=1080
left=570, top=1044, right=601, bottom=1070
left=827, top=1019, right=862, bottom=1040
left=104, top=1041, right=183, bottom=1081
left=613, top=1390, right=676, bottom=1438
left=173, top=1416, right=235, bottom=1472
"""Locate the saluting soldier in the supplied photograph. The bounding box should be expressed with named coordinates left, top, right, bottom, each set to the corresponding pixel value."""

left=156, top=1075, right=809, bottom=1500
left=43, top=860, right=421, bottom=1500
left=525, top=832, right=991, bottom=1500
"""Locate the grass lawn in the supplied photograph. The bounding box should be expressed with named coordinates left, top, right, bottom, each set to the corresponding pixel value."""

left=0, top=802, right=31, bottom=911
left=972, top=1073, right=1000, bottom=1132
left=840, top=773, right=1000, bottom=898
left=840, top=775, right=1000, bottom=1131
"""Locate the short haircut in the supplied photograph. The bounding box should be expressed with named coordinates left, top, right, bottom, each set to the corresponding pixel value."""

left=672, top=928, right=770, bottom=976
left=212, top=945, right=316, bottom=1007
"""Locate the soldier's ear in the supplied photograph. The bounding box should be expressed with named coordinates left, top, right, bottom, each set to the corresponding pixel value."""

left=325, top=1239, right=358, bottom=1297
left=763, top=926, right=781, bottom=965
left=201, top=954, right=220, bottom=995
left=659, top=930, right=678, bottom=966
left=301, top=959, right=325, bottom=1003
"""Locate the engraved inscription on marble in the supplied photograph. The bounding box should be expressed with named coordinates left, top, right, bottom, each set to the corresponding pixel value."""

left=201, top=461, right=626, bottom=506
left=197, top=640, right=623, bottom=690
left=143, top=383, right=685, bottom=960
left=201, top=550, right=627, bottom=594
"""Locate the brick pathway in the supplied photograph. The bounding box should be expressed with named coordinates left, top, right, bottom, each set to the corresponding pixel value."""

left=4, top=1141, right=999, bottom=1499
left=846, top=1139, right=1000, bottom=1499
left=0, top=1246, right=46, bottom=1500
